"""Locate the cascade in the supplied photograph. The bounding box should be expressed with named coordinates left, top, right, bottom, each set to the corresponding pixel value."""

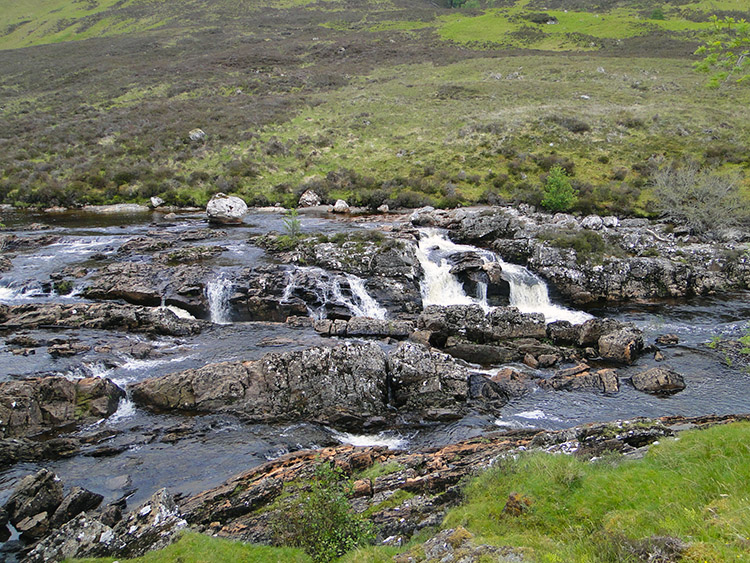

left=280, top=267, right=387, bottom=320
left=416, top=228, right=591, bottom=324
left=206, top=272, right=233, bottom=324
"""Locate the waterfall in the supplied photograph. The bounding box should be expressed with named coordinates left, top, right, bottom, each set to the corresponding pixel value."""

left=416, top=228, right=591, bottom=324
left=206, top=273, right=233, bottom=324
left=280, top=267, right=387, bottom=320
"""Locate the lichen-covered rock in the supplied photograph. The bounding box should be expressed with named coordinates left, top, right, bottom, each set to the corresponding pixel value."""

left=598, top=328, right=643, bottom=364
left=206, top=193, right=248, bottom=224
left=298, top=189, right=321, bottom=207
left=631, top=367, right=686, bottom=395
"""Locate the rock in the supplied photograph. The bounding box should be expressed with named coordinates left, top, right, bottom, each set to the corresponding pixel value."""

left=48, top=340, right=91, bottom=357
left=577, top=318, right=624, bottom=347
left=395, top=527, right=525, bottom=562
left=0, top=376, right=125, bottom=439
left=542, top=367, right=619, bottom=393
left=314, top=317, right=415, bottom=339
left=552, top=213, right=579, bottom=229
left=377, top=204, right=389, bottom=213
left=581, top=215, right=604, bottom=230
left=131, top=342, right=390, bottom=430
left=598, top=328, right=643, bottom=364
left=546, top=320, right=580, bottom=344
left=656, top=334, right=679, bottom=345
left=602, top=216, right=619, bottom=228
left=631, top=367, right=686, bottom=395
left=2, top=469, right=63, bottom=538
left=298, top=189, right=322, bottom=207
left=523, top=353, right=538, bottom=368
left=188, top=128, right=206, bottom=141
left=332, top=199, right=350, bottom=213
left=50, top=487, right=104, bottom=529
left=100, top=504, right=123, bottom=527
left=0, top=438, right=80, bottom=469
left=81, top=204, right=150, bottom=214
left=206, top=193, right=248, bottom=225
left=0, top=302, right=203, bottom=336
left=25, top=488, right=186, bottom=562
left=149, top=196, right=165, bottom=208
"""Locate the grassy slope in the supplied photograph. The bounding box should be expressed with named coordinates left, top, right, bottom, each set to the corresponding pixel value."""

left=0, top=0, right=748, bottom=214
left=68, top=422, right=750, bottom=562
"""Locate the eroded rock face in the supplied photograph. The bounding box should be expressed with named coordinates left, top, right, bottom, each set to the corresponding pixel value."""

left=631, top=367, right=686, bottom=395
left=0, top=376, right=124, bottom=439
left=2, top=469, right=63, bottom=540
left=206, top=193, right=248, bottom=224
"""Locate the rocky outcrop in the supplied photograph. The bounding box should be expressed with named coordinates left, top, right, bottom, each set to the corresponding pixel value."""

left=540, top=364, right=619, bottom=394
left=631, top=367, right=686, bottom=395
left=2, top=469, right=63, bottom=540
left=0, top=376, right=124, bottom=439
left=130, top=341, right=511, bottom=430
left=598, top=327, right=643, bottom=364
left=0, top=438, right=80, bottom=470
left=0, top=302, right=203, bottom=335
left=298, top=189, right=321, bottom=207
left=206, top=193, right=248, bottom=224
left=130, top=342, right=390, bottom=430
left=83, top=262, right=212, bottom=314
left=25, top=488, right=186, bottom=563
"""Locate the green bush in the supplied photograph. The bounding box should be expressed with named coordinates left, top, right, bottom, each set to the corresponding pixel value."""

left=272, top=463, right=375, bottom=562
left=541, top=165, right=578, bottom=212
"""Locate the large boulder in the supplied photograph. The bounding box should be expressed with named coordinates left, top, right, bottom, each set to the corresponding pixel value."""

left=50, top=487, right=104, bottom=529
left=631, top=367, right=686, bottom=395
left=131, top=342, right=390, bottom=430
left=0, top=377, right=125, bottom=439
left=206, top=193, right=248, bottom=225
left=298, top=189, right=321, bottom=207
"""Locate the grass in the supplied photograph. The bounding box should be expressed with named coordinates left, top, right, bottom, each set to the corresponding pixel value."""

left=66, top=422, right=750, bottom=562
left=442, top=421, right=750, bottom=562
left=66, top=532, right=311, bottom=563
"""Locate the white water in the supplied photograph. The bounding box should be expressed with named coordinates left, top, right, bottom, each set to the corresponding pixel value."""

left=416, top=229, right=592, bottom=324
left=206, top=273, right=233, bottom=324
left=281, top=267, right=387, bottom=320
left=331, top=431, right=407, bottom=450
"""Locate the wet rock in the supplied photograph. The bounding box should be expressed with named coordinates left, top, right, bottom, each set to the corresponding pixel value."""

left=47, top=340, right=92, bottom=357
left=131, top=342, right=390, bottom=430
left=490, top=368, right=541, bottom=398
left=50, top=487, right=104, bottom=529
left=206, top=193, right=248, bottom=225
left=2, top=469, right=63, bottom=539
left=149, top=196, right=165, bottom=208
left=298, top=189, right=321, bottom=207
left=598, top=328, right=643, bottom=364
left=0, top=438, right=80, bottom=469
left=546, top=320, right=580, bottom=344
left=84, top=261, right=212, bottom=313
left=0, top=376, right=125, bottom=439
left=577, top=318, right=624, bottom=347
left=631, top=367, right=686, bottom=395
left=656, top=333, right=679, bottom=345
left=82, top=204, right=149, bottom=214
left=542, top=366, right=619, bottom=393
left=0, top=233, right=61, bottom=252
left=0, top=302, right=204, bottom=336
left=443, top=337, right=520, bottom=365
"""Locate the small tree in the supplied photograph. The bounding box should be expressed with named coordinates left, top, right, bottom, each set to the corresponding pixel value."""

left=273, top=463, right=374, bottom=562
left=541, top=165, right=578, bottom=212
left=694, top=16, right=750, bottom=88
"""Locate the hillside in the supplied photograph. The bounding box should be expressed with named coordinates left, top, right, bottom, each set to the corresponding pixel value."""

left=1, top=0, right=748, bottom=215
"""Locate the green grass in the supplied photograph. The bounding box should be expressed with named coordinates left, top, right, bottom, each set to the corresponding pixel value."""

left=67, top=532, right=311, bottom=563
left=442, top=422, right=750, bottom=562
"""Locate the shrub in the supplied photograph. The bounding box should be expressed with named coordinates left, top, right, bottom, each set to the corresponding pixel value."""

left=273, top=463, right=374, bottom=562
left=651, top=163, right=747, bottom=236
left=541, top=166, right=578, bottom=212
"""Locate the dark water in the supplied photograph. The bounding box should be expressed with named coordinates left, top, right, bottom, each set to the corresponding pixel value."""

left=1, top=208, right=748, bottom=515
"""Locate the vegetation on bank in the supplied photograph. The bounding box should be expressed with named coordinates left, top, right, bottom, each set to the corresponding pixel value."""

left=0, top=0, right=748, bottom=225
left=68, top=421, right=750, bottom=563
